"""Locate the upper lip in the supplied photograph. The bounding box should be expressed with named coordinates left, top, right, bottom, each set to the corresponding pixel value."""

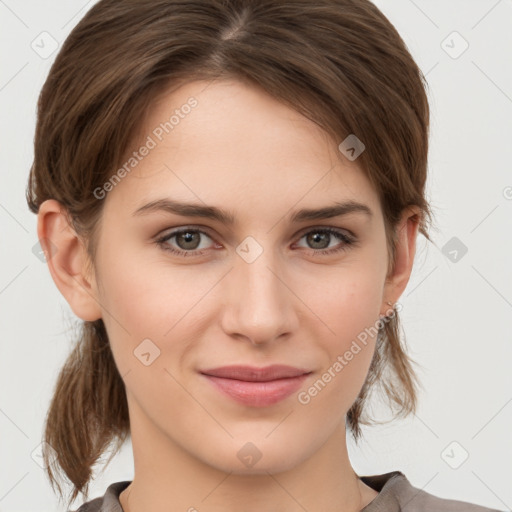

left=200, top=365, right=311, bottom=382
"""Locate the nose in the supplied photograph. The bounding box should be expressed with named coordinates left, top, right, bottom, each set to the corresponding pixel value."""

left=220, top=247, right=298, bottom=345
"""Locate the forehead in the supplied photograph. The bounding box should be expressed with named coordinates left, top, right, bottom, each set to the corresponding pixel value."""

left=103, top=79, right=380, bottom=221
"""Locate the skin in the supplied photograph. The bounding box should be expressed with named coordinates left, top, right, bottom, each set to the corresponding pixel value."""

left=38, top=78, right=420, bottom=512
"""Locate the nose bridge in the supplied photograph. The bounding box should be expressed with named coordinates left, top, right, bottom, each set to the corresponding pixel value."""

left=223, top=235, right=295, bottom=343
left=235, top=236, right=285, bottom=307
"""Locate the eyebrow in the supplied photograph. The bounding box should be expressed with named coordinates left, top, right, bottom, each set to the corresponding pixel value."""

left=132, top=198, right=373, bottom=224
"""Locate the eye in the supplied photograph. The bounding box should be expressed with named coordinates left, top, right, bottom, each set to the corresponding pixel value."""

left=155, top=226, right=356, bottom=257
left=155, top=228, right=216, bottom=257
left=293, top=227, right=356, bottom=256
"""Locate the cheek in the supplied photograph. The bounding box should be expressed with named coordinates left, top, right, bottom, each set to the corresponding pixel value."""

left=299, top=282, right=380, bottom=416
left=303, top=264, right=384, bottom=391
left=95, top=242, right=219, bottom=382
left=93, top=240, right=172, bottom=367
left=308, top=262, right=385, bottom=337
left=96, top=233, right=189, bottom=329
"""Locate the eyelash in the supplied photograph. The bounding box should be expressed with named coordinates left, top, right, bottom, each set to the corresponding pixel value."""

left=154, top=226, right=356, bottom=258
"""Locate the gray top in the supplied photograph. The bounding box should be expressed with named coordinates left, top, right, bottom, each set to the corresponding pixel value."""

left=71, top=470, right=504, bottom=512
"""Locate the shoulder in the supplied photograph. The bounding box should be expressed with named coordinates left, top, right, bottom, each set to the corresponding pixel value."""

left=68, top=481, right=131, bottom=512
left=360, top=471, right=505, bottom=512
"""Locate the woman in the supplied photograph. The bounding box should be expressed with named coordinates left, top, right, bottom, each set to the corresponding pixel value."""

left=26, top=1, right=504, bottom=511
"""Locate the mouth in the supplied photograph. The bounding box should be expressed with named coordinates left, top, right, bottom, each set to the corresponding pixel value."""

left=199, top=365, right=312, bottom=407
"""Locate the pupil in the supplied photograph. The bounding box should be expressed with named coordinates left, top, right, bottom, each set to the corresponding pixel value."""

left=179, top=232, right=199, bottom=249
left=309, top=232, right=328, bottom=249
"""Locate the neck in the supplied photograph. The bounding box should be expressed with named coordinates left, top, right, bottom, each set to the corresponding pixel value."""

left=119, top=398, right=376, bottom=512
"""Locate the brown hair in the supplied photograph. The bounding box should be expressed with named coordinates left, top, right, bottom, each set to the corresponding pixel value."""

left=26, top=0, right=436, bottom=507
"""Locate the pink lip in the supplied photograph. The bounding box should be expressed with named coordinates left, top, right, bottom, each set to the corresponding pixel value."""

left=200, top=365, right=312, bottom=407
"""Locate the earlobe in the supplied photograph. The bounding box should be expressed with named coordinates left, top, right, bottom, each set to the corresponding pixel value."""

left=381, top=206, right=421, bottom=312
left=37, top=199, right=103, bottom=322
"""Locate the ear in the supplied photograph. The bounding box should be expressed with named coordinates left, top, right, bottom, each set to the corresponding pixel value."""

left=381, top=206, right=421, bottom=315
left=37, top=199, right=102, bottom=321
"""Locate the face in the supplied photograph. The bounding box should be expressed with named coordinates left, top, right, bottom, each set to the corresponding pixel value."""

left=87, top=79, right=395, bottom=474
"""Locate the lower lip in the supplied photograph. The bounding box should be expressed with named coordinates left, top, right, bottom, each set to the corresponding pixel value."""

left=201, top=373, right=311, bottom=407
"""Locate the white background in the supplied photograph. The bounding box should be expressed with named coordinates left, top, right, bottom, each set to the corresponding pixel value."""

left=1, top=0, right=511, bottom=511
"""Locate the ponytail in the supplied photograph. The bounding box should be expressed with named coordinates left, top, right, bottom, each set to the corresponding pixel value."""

left=41, top=319, right=129, bottom=508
